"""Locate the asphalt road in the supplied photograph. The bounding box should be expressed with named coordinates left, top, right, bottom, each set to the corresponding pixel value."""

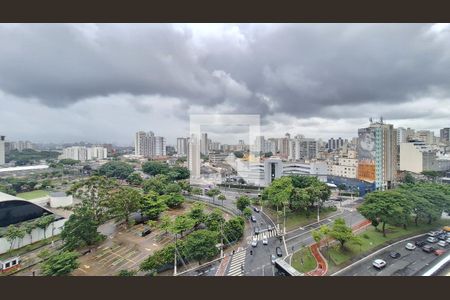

left=335, top=232, right=449, bottom=276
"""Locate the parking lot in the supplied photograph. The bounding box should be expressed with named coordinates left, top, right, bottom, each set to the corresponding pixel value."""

left=336, top=230, right=449, bottom=276
left=73, top=223, right=173, bottom=276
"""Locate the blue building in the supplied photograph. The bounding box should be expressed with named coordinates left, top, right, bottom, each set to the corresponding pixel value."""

left=327, top=176, right=376, bottom=196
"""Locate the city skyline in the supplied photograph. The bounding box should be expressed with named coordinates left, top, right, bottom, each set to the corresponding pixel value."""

left=1, top=24, right=450, bottom=145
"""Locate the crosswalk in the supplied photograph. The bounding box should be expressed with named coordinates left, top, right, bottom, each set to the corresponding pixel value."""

left=252, top=229, right=279, bottom=241
left=227, top=250, right=246, bottom=276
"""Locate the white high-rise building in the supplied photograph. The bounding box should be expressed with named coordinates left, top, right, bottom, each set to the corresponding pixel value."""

left=87, top=147, right=108, bottom=160
left=176, top=137, right=188, bottom=156
left=0, top=135, right=5, bottom=165
left=188, top=134, right=201, bottom=179
left=134, top=131, right=166, bottom=157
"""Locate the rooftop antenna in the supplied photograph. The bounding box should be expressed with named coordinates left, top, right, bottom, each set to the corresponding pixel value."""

left=380, top=116, right=384, bottom=124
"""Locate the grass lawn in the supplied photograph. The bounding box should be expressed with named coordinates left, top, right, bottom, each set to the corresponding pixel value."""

left=17, top=190, right=49, bottom=200
left=324, top=220, right=448, bottom=268
left=291, top=247, right=317, bottom=273
left=263, top=204, right=338, bottom=231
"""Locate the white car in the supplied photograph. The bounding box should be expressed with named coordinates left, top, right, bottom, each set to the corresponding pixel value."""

left=372, top=259, right=386, bottom=270
left=427, top=237, right=438, bottom=243
left=427, top=231, right=439, bottom=237
left=447, top=238, right=450, bottom=244
left=405, top=242, right=416, bottom=250
left=262, top=237, right=268, bottom=245
left=251, top=238, right=258, bottom=247
left=437, top=241, right=447, bottom=247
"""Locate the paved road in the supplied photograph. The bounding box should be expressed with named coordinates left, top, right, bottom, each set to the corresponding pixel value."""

left=335, top=232, right=448, bottom=276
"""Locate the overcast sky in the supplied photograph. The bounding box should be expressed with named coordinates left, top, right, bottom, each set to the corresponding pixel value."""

left=1, top=23, right=450, bottom=146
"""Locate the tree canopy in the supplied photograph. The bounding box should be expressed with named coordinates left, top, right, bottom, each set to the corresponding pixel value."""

left=97, top=161, right=134, bottom=180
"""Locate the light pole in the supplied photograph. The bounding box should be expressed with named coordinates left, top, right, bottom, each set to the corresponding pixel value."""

left=317, top=202, right=320, bottom=223
left=174, top=234, right=177, bottom=276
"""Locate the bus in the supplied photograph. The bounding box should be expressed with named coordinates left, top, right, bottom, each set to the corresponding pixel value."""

left=274, top=258, right=303, bottom=276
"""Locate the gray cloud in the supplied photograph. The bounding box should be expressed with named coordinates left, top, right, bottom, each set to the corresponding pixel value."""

left=0, top=23, right=449, bottom=144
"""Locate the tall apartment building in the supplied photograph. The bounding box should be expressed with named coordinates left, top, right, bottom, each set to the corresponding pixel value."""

left=397, top=127, right=407, bottom=144
left=329, top=157, right=358, bottom=179
left=188, top=134, right=201, bottom=179
left=277, top=137, right=290, bottom=159
left=0, top=135, right=5, bottom=165
left=87, top=147, right=108, bottom=160
left=327, top=137, right=346, bottom=151
left=440, top=128, right=450, bottom=144
left=134, top=131, right=166, bottom=157
left=200, top=133, right=209, bottom=156
left=415, top=130, right=435, bottom=145
left=176, top=137, right=188, bottom=156
left=357, top=119, right=398, bottom=190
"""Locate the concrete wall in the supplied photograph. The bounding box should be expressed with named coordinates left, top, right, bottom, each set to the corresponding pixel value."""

left=400, top=143, right=423, bottom=173
left=0, top=219, right=66, bottom=255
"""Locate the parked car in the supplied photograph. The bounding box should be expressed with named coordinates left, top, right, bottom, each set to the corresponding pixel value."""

left=434, top=249, right=446, bottom=256
left=372, top=259, right=387, bottom=269
left=437, top=241, right=447, bottom=247
left=405, top=243, right=416, bottom=251
left=438, top=234, right=447, bottom=241
left=251, top=216, right=257, bottom=222
left=427, top=237, right=438, bottom=243
left=427, top=231, right=439, bottom=237
left=415, top=240, right=427, bottom=247
left=422, top=245, right=435, bottom=253
left=447, top=238, right=450, bottom=244
left=389, top=252, right=401, bottom=259
left=253, top=207, right=260, bottom=213
left=141, top=227, right=152, bottom=237
left=276, top=247, right=283, bottom=257
left=262, top=237, right=268, bottom=245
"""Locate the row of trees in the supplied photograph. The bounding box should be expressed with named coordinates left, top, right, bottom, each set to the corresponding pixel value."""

left=358, top=182, right=450, bottom=236
left=141, top=161, right=190, bottom=181
left=140, top=203, right=245, bottom=274
left=1, top=215, right=55, bottom=252
left=262, top=176, right=331, bottom=214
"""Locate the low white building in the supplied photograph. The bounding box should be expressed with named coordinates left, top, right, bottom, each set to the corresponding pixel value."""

left=400, top=141, right=450, bottom=173
left=0, top=192, right=66, bottom=255
left=59, top=146, right=107, bottom=162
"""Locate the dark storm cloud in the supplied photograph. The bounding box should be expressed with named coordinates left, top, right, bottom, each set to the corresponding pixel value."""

left=1, top=23, right=450, bottom=125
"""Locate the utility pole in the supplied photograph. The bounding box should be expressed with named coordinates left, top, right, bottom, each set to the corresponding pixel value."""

left=283, top=204, right=286, bottom=234
left=174, top=234, right=177, bottom=276
left=220, top=222, right=224, bottom=259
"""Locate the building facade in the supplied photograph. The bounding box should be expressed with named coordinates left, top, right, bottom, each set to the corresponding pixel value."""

left=188, top=134, right=201, bottom=179
left=134, top=131, right=166, bottom=158
left=59, top=146, right=107, bottom=161
left=0, top=136, right=5, bottom=165
left=357, top=119, right=398, bottom=190
left=176, top=137, right=188, bottom=156
left=441, top=128, right=450, bottom=144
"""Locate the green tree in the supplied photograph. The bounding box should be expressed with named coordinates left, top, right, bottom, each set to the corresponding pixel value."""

left=158, top=214, right=173, bottom=234
left=109, top=187, right=143, bottom=226
left=143, top=175, right=170, bottom=195
left=329, top=218, right=354, bottom=248
left=311, top=229, right=324, bottom=244
left=188, top=203, right=206, bottom=225
left=183, top=230, right=219, bottom=264
left=206, top=188, right=221, bottom=203
left=68, top=176, right=119, bottom=223
left=170, top=215, right=196, bottom=237
left=126, top=172, right=143, bottom=186
left=98, top=161, right=134, bottom=180
left=36, top=215, right=54, bottom=239
left=191, top=187, right=203, bottom=195
left=204, top=209, right=225, bottom=232
left=218, top=194, right=226, bottom=206
left=236, top=195, right=251, bottom=212
left=140, top=243, right=177, bottom=273
left=23, top=221, right=36, bottom=244
left=160, top=193, right=184, bottom=208
left=403, top=172, right=416, bottom=184
left=142, top=161, right=170, bottom=176
left=164, top=183, right=182, bottom=194
left=5, top=225, right=25, bottom=252
left=168, top=166, right=190, bottom=181
left=61, top=205, right=104, bottom=251
left=242, top=207, right=252, bottom=219
left=59, top=159, right=80, bottom=166
left=140, top=191, right=167, bottom=220
left=263, top=176, right=293, bottom=209
left=223, top=217, right=245, bottom=243
left=41, top=251, right=79, bottom=276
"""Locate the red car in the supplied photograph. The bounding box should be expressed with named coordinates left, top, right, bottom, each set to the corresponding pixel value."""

left=434, top=249, right=446, bottom=256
